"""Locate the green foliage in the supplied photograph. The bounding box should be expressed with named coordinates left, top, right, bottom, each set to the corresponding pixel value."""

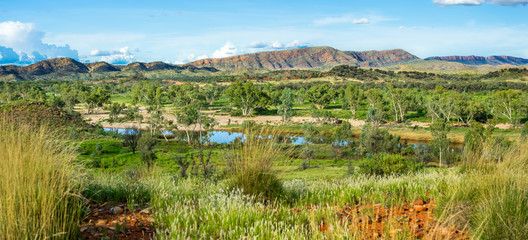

left=138, top=133, right=158, bottom=168
left=358, top=153, right=424, bottom=176
left=329, top=65, right=380, bottom=81
left=306, top=83, right=335, bottom=110
left=122, top=129, right=141, bottom=154
left=359, top=123, right=400, bottom=155
left=85, top=87, right=110, bottom=114
left=493, top=89, right=521, bottom=124
left=430, top=119, right=452, bottom=166
left=82, top=169, right=153, bottom=204
left=278, top=88, right=293, bottom=122
left=342, top=83, right=363, bottom=120
left=225, top=80, right=269, bottom=116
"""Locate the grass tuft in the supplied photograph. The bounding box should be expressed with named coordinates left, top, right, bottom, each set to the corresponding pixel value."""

left=0, top=119, right=83, bottom=240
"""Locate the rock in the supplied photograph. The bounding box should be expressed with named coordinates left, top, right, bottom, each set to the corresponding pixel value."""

left=139, top=208, right=151, bottom=215
left=146, top=217, right=156, bottom=224
left=95, top=220, right=107, bottom=228
left=111, top=206, right=124, bottom=215
left=413, top=204, right=427, bottom=212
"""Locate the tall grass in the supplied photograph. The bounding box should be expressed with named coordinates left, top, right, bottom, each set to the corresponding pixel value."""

left=0, top=120, right=83, bottom=240
left=439, top=141, right=528, bottom=239
left=226, top=128, right=287, bottom=200
left=469, top=142, right=528, bottom=239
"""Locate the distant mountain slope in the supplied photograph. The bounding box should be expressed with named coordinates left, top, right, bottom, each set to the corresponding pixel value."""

left=185, top=47, right=419, bottom=70
left=425, top=55, right=528, bottom=66
left=85, top=62, right=120, bottom=72
left=0, top=58, right=217, bottom=81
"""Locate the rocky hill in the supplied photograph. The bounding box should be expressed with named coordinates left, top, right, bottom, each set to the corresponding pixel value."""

left=2, top=47, right=528, bottom=81
left=425, top=55, right=528, bottom=66
left=185, top=47, right=419, bottom=70
left=0, top=58, right=217, bottom=81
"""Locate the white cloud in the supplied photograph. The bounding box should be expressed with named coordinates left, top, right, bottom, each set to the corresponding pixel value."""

left=315, top=15, right=371, bottom=26
left=173, top=54, right=208, bottom=64
left=249, top=41, right=268, bottom=48
left=248, top=40, right=308, bottom=50
left=0, top=46, right=19, bottom=64
left=212, top=41, right=238, bottom=58
left=434, top=0, right=527, bottom=5
left=93, top=47, right=135, bottom=64
left=353, top=18, right=370, bottom=24
left=433, top=0, right=484, bottom=5
left=0, top=21, right=78, bottom=64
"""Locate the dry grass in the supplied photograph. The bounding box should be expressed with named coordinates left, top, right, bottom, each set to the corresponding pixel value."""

left=0, top=120, right=83, bottom=240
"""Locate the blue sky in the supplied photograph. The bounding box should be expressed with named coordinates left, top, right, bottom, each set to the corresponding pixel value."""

left=0, top=0, right=527, bottom=65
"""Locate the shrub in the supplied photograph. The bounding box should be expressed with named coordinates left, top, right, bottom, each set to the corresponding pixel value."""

left=138, top=132, right=158, bottom=168
left=226, top=128, right=286, bottom=201
left=0, top=120, right=83, bottom=240
left=358, top=153, right=424, bottom=176
left=359, top=123, right=400, bottom=155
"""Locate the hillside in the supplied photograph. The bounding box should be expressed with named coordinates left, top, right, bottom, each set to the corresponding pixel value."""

left=0, top=102, right=92, bottom=130
left=425, top=55, right=528, bottom=66
left=2, top=48, right=528, bottom=81
left=0, top=58, right=218, bottom=81
left=185, top=47, right=419, bottom=70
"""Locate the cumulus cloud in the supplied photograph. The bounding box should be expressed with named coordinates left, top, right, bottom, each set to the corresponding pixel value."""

left=0, top=21, right=78, bottom=64
left=249, top=41, right=268, bottom=48
left=0, top=46, right=20, bottom=64
left=90, top=46, right=136, bottom=64
left=173, top=54, right=209, bottom=64
left=434, top=0, right=527, bottom=5
left=248, top=40, right=308, bottom=50
left=315, top=16, right=371, bottom=26
left=212, top=41, right=238, bottom=58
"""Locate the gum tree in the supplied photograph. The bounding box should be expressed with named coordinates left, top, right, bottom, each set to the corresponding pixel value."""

left=225, top=80, right=269, bottom=116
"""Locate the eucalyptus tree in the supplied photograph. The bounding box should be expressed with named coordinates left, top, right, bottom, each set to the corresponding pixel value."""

left=201, top=83, right=221, bottom=105
left=342, top=83, right=363, bottom=120
left=295, top=87, right=306, bottom=105
left=493, top=89, right=521, bottom=125
left=107, top=102, right=126, bottom=132
left=85, top=87, right=110, bottom=114
left=430, top=119, right=451, bottom=167
left=385, top=83, right=413, bottom=123
left=364, top=88, right=385, bottom=126
left=278, top=88, right=294, bottom=123
left=224, top=80, right=269, bottom=116
left=306, top=83, right=335, bottom=109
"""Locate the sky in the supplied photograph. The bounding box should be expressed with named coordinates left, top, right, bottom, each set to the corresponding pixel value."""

left=0, top=0, right=527, bottom=65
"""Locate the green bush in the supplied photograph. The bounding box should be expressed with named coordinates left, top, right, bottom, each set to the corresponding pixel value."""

left=358, top=153, right=424, bottom=176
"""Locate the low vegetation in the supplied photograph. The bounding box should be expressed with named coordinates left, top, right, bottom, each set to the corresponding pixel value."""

left=0, top=65, right=527, bottom=239
left=0, top=120, right=83, bottom=240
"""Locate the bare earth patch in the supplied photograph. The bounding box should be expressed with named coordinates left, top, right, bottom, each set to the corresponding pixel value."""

left=79, top=203, right=155, bottom=240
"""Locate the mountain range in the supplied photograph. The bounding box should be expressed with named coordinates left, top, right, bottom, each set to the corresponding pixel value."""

left=1, top=46, right=527, bottom=81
